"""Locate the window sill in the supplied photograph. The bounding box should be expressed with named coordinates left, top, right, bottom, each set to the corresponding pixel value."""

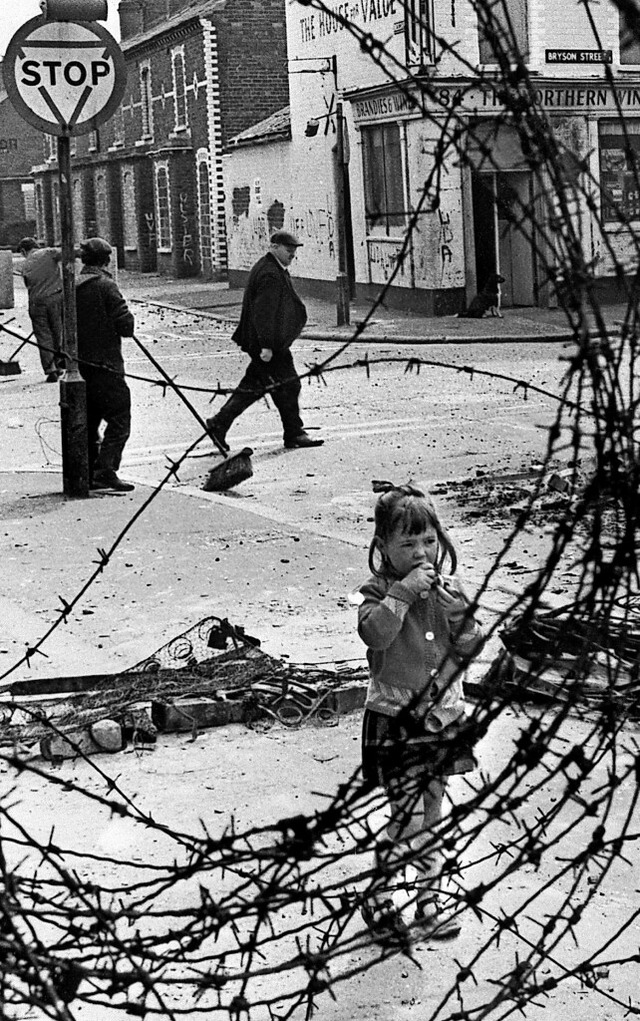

left=157, top=246, right=173, bottom=254
left=135, top=138, right=154, bottom=147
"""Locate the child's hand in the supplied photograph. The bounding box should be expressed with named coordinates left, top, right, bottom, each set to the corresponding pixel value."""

left=435, top=576, right=468, bottom=619
left=401, top=564, right=437, bottom=599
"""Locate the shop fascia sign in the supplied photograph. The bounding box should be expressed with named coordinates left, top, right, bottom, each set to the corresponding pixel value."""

left=351, top=80, right=640, bottom=123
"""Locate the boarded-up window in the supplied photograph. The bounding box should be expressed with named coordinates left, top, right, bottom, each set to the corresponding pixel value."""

left=362, top=123, right=405, bottom=235
left=478, top=0, right=529, bottom=64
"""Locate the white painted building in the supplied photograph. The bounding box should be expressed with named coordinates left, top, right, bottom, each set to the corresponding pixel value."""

left=225, top=1, right=640, bottom=313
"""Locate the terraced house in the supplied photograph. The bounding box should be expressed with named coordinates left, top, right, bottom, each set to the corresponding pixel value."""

left=30, top=0, right=289, bottom=279
left=224, top=0, right=640, bottom=312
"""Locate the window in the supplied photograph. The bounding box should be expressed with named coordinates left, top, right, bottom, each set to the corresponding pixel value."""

left=22, top=183, right=35, bottom=222
left=154, top=163, right=172, bottom=249
left=88, top=130, right=99, bottom=152
left=478, top=0, right=529, bottom=64
left=362, top=123, right=406, bottom=234
left=95, top=171, right=109, bottom=237
left=72, top=176, right=84, bottom=240
left=140, top=62, right=153, bottom=139
left=599, top=120, right=640, bottom=223
left=121, top=165, right=138, bottom=249
left=197, top=159, right=212, bottom=273
left=405, top=0, right=433, bottom=68
left=52, top=180, right=61, bottom=243
left=620, top=7, right=640, bottom=64
left=113, top=106, right=125, bottom=146
left=35, top=182, right=45, bottom=237
left=172, top=46, right=188, bottom=129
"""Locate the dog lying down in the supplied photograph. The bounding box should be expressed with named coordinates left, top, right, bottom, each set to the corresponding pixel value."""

left=458, top=273, right=505, bottom=318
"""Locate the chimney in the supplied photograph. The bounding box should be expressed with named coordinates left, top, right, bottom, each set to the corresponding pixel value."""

left=140, top=0, right=170, bottom=30
left=119, top=0, right=144, bottom=39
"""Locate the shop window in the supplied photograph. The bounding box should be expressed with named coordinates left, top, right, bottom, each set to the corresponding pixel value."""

left=154, top=163, right=172, bottom=249
left=362, top=123, right=406, bottom=235
left=478, top=0, right=529, bottom=64
left=197, top=159, right=212, bottom=272
left=620, top=8, right=640, bottom=64
left=599, top=120, right=640, bottom=223
left=140, top=63, right=154, bottom=139
left=405, top=0, right=433, bottom=68
left=172, top=47, right=188, bottom=129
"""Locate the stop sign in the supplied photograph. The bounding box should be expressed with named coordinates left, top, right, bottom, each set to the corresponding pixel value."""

left=4, top=15, right=126, bottom=136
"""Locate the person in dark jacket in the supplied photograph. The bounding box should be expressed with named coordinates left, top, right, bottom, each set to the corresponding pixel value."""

left=19, top=237, right=64, bottom=382
left=75, top=237, right=135, bottom=493
left=206, top=231, right=324, bottom=450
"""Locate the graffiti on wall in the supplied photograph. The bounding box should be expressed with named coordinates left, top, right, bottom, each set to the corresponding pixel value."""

left=144, top=211, right=156, bottom=248
left=267, top=200, right=285, bottom=234
left=367, top=237, right=410, bottom=286
left=179, top=191, right=194, bottom=266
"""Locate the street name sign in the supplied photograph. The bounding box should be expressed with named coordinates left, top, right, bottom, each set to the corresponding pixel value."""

left=4, top=15, right=126, bottom=136
left=545, top=49, right=613, bottom=63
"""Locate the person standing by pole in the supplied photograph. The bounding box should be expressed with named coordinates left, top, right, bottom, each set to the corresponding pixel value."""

left=18, top=237, right=65, bottom=382
left=75, top=237, right=135, bottom=493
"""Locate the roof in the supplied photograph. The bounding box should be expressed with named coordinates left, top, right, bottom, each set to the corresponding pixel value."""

left=227, top=106, right=291, bottom=149
left=122, top=0, right=226, bottom=52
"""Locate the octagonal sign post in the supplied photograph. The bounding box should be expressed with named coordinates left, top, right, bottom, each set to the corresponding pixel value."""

left=4, top=14, right=126, bottom=497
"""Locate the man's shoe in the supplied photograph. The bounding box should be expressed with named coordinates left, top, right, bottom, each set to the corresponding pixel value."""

left=284, top=432, right=324, bottom=449
left=45, top=372, right=59, bottom=383
left=205, top=417, right=230, bottom=452
left=91, top=470, right=135, bottom=493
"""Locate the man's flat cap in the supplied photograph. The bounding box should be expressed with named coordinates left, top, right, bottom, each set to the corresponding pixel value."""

left=80, top=237, right=113, bottom=258
left=271, top=231, right=303, bottom=247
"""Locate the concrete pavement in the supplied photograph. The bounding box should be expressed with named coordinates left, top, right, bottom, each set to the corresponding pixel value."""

left=116, top=268, right=630, bottom=345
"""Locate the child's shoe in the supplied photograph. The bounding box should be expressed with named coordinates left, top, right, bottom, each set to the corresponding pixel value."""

left=414, top=895, right=461, bottom=940
left=361, top=897, right=410, bottom=947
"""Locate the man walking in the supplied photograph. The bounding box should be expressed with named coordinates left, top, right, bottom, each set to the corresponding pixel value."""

left=19, top=237, right=64, bottom=382
left=206, top=231, right=324, bottom=450
left=75, top=237, right=135, bottom=493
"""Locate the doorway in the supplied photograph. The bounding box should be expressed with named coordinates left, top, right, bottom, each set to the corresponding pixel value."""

left=471, top=170, right=536, bottom=306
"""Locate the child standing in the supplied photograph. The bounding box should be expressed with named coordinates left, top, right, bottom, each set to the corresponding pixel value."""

left=356, top=484, right=484, bottom=945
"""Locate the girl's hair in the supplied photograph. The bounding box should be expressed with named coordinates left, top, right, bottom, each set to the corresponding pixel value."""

left=368, top=484, right=458, bottom=577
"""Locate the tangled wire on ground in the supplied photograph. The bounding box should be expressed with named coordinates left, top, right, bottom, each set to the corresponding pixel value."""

left=1, top=1, right=640, bottom=1018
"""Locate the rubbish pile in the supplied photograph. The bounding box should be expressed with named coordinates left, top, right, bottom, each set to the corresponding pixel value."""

left=0, top=616, right=367, bottom=758
left=481, top=597, right=640, bottom=711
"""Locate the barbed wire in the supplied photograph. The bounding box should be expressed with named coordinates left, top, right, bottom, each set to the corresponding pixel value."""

left=1, top=1, right=640, bottom=1018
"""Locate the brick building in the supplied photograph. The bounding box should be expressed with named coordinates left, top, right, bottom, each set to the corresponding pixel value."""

left=0, top=64, right=43, bottom=249
left=31, top=0, right=289, bottom=278
left=224, top=0, right=640, bottom=312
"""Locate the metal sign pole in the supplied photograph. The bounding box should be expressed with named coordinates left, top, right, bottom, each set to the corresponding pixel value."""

left=58, top=132, right=89, bottom=497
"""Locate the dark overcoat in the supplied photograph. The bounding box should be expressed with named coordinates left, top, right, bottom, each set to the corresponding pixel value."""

left=233, top=252, right=307, bottom=358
